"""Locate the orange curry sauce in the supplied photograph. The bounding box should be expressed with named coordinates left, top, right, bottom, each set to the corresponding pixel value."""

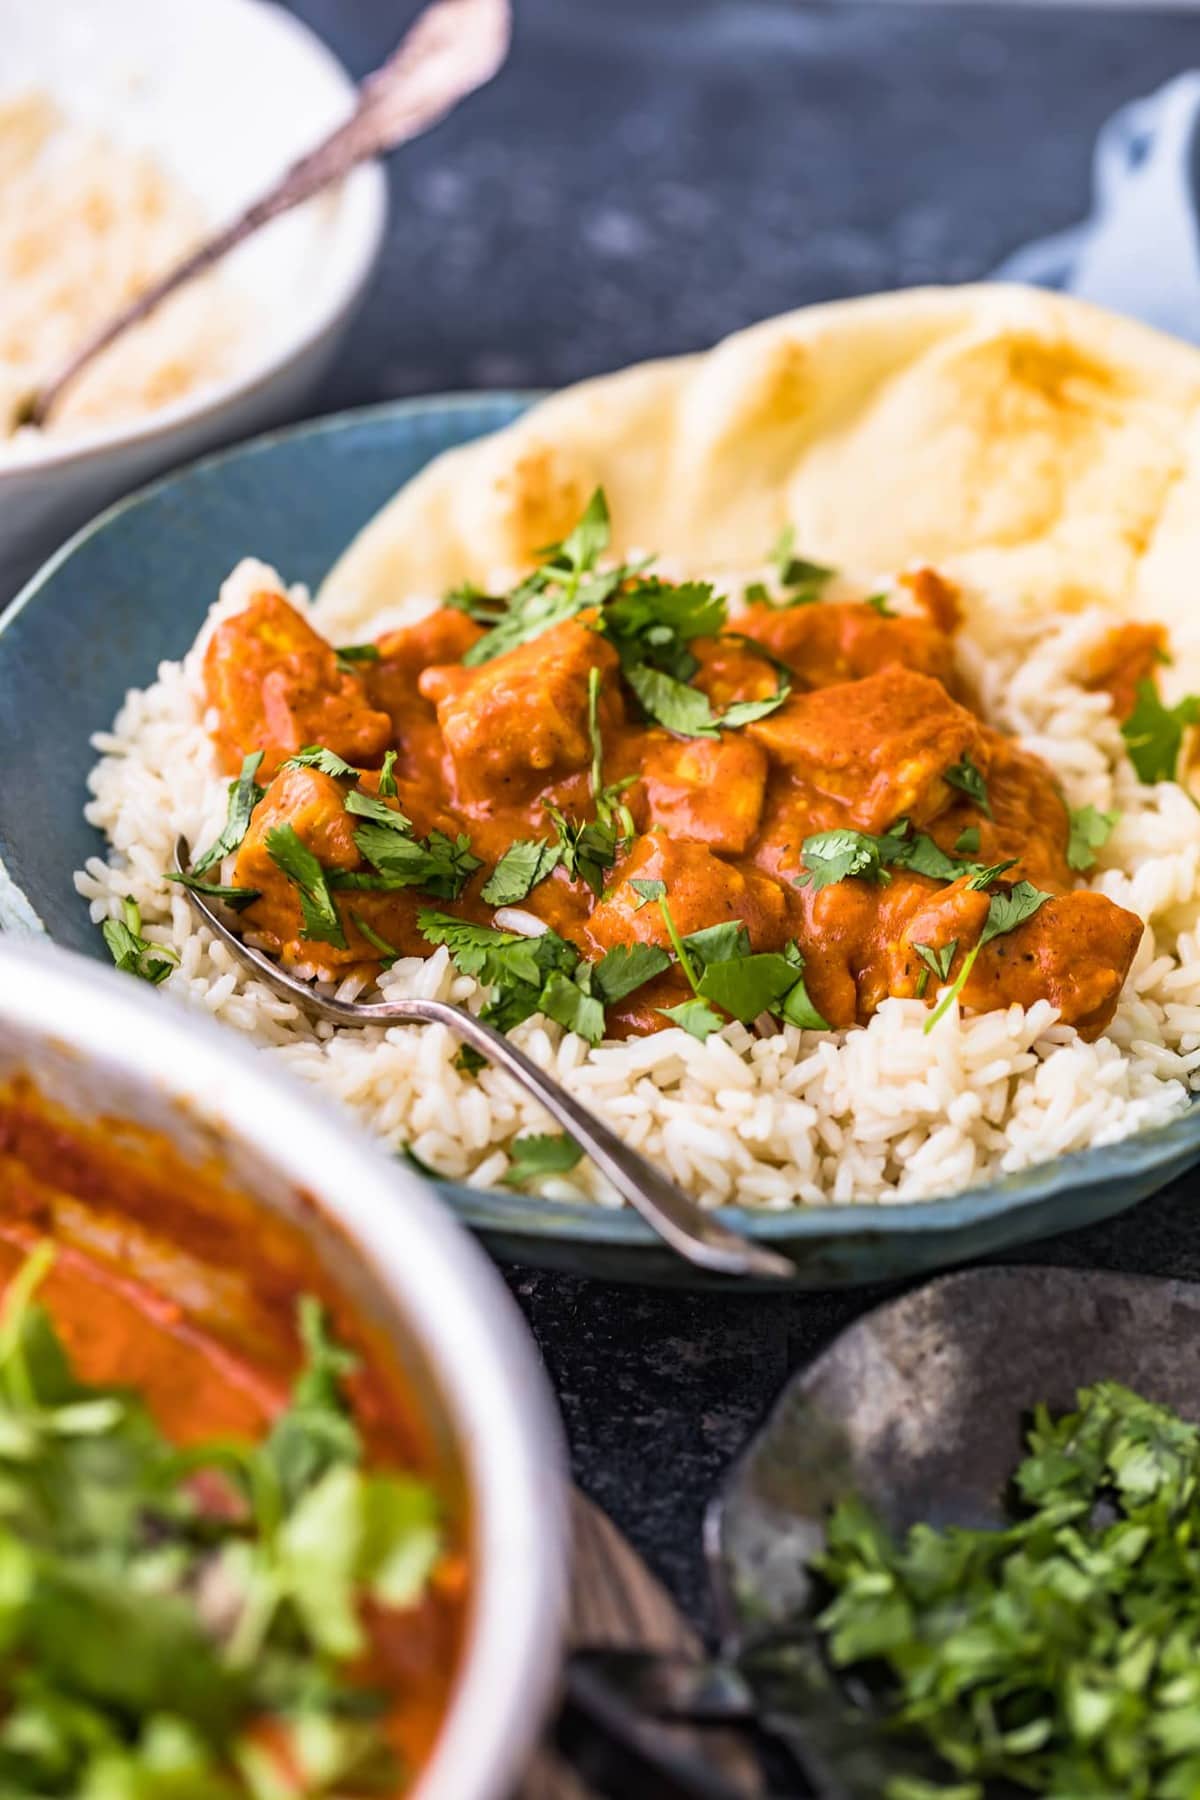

left=204, top=574, right=1144, bottom=1042
left=0, top=1077, right=467, bottom=1788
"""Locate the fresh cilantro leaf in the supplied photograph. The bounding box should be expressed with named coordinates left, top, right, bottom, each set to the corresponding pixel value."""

left=944, top=754, right=992, bottom=816
left=377, top=749, right=398, bottom=798
left=1067, top=804, right=1119, bottom=872
left=334, top=642, right=381, bottom=674
left=954, top=825, right=981, bottom=855
left=100, top=898, right=179, bottom=985
left=625, top=662, right=719, bottom=739
left=892, top=831, right=970, bottom=883
left=717, top=673, right=791, bottom=729
left=743, top=581, right=772, bottom=606
left=543, top=803, right=625, bottom=897
left=349, top=912, right=400, bottom=966
left=631, top=878, right=666, bottom=911
left=347, top=822, right=481, bottom=901
left=551, top=486, right=611, bottom=573
left=416, top=912, right=532, bottom=978
left=593, top=943, right=671, bottom=1004
left=777, top=944, right=830, bottom=1029
left=925, top=881, right=1051, bottom=1030
left=264, top=825, right=347, bottom=948
left=863, top=592, right=896, bottom=617
left=696, top=951, right=808, bottom=1024
left=682, top=920, right=752, bottom=972
left=602, top=577, right=727, bottom=675
left=280, top=743, right=360, bottom=780
left=914, top=940, right=957, bottom=984
left=1121, top=680, right=1200, bottom=784
left=965, top=858, right=1018, bottom=889
left=768, top=525, right=836, bottom=601
left=537, top=969, right=605, bottom=1043
left=344, top=789, right=414, bottom=831
left=166, top=872, right=262, bottom=911
left=444, top=578, right=505, bottom=622
left=191, top=752, right=265, bottom=875
left=481, top=838, right=561, bottom=906
left=464, top=489, right=628, bottom=665
left=501, top=1133, right=584, bottom=1187
left=796, top=827, right=905, bottom=891
left=658, top=997, right=726, bottom=1039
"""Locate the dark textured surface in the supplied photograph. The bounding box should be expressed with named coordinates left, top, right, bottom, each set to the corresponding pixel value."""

left=283, top=0, right=1200, bottom=1628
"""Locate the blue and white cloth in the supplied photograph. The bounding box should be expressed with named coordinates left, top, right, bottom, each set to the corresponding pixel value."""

left=995, top=72, right=1200, bottom=342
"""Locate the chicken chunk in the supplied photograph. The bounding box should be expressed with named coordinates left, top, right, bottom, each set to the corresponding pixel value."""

left=964, top=889, right=1143, bottom=1040
left=734, top=599, right=959, bottom=693
left=204, top=594, right=393, bottom=777
left=232, top=766, right=363, bottom=970
left=419, top=619, right=623, bottom=805
left=586, top=833, right=794, bottom=957
left=749, top=666, right=988, bottom=835
left=639, top=733, right=768, bottom=854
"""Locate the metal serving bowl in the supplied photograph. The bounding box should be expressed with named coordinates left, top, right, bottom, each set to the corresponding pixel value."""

left=0, top=935, right=567, bottom=1800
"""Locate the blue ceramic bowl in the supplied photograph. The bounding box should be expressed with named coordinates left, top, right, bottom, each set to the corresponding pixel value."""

left=4, top=397, right=1200, bottom=1287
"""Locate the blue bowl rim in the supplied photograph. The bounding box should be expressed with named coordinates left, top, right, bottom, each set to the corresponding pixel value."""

left=4, top=391, right=1200, bottom=1256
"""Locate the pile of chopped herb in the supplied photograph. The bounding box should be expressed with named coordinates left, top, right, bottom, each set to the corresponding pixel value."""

left=812, top=1382, right=1200, bottom=1798
left=0, top=1244, right=443, bottom=1798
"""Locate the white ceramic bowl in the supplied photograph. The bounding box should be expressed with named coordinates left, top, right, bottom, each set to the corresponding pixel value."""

left=0, top=936, right=567, bottom=1800
left=1, top=0, right=387, bottom=601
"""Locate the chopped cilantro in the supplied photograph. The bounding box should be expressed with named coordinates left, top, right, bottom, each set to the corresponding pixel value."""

left=344, top=788, right=414, bottom=831
left=1121, top=679, right=1200, bottom=784
left=537, top=968, right=605, bottom=1043
left=0, top=1247, right=441, bottom=1797
left=280, top=744, right=359, bottom=780
left=416, top=911, right=601, bottom=1044
left=345, top=821, right=481, bottom=901
left=697, top=951, right=809, bottom=1024
left=334, top=642, right=381, bottom=674
left=925, top=880, right=1051, bottom=1031
left=743, top=580, right=772, bottom=607
left=350, top=911, right=400, bottom=966
left=944, top=753, right=992, bottom=816
left=1067, top=803, right=1119, bottom=872
left=954, top=825, right=981, bottom=855
left=767, top=525, right=836, bottom=604
left=965, top=858, right=1018, bottom=889
left=463, top=489, right=631, bottom=665
left=593, top=942, right=672, bottom=1004
left=264, top=824, right=347, bottom=948
left=191, top=751, right=265, bottom=874
left=624, top=661, right=720, bottom=739
left=863, top=592, right=896, bottom=617
left=501, top=1132, right=584, bottom=1187
left=913, top=939, right=957, bottom=984
left=894, top=830, right=973, bottom=883
left=796, top=827, right=906, bottom=891
left=100, top=897, right=179, bottom=985
left=481, top=838, right=561, bottom=906
left=811, top=1382, right=1200, bottom=1797
left=543, top=802, right=625, bottom=897
left=631, top=878, right=667, bottom=911
left=166, top=871, right=262, bottom=911
left=659, top=997, right=727, bottom=1040
left=377, top=748, right=398, bottom=798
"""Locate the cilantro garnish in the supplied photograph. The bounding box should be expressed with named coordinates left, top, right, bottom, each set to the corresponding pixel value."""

left=0, top=1247, right=442, bottom=1797
left=654, top=898, right=828, bottom=1036
left=481, top=838, right=561, bottom=906
left=166, top=871, right=262, bottom=911
left=343, top=820, right=481, bottom=902
left=944, top=753, right=992, bottom=816
left=624, top=661, right=721, bottom=739
left=593, top=942, right=672, bottom=1003
left=100, top=897, right=179, bottom=985
left=631, top=878, right=667, bottom=911
left=344, top=788, right=414, bottom=831
left=764, top=525, right=836, bottom=606
left=350, top=912, right=400, bottom=967
left=334, top=641, right=381, bottom=675
left=416, top=913, right=601, bottom=1044
left=501, top=1133, right=584, bottom=1187
left=1121, top=679, right=1200, bottom=784
left=659, top=997, right=727, bottom=1039
left=264, top=824, right=347, bottom=948
left=954, top=824, right=980, bottom=855
left=925, top=880, right=1051, bottom=1031
left=377, top=748, right=399, bottom=798
left=1067, top=803, right=1119, bottom=872
left=191, top=751, right=265, bottom=875
left=280, top=744, right=359, bottom=780
left=543, top=802, right=626, bottom=898
left=462, top=489, right=630, bottom=665
left=796, top=827, right=908, bottom=891
left=812, top=1382, right=1200, bottom=1797
left=863, top=592, right=896, bottom=618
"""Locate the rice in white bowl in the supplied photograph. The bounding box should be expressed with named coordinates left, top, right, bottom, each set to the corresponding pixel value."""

left=75, top=562, right=1200, bottom=1210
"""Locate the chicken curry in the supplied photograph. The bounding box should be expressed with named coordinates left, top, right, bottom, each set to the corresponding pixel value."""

left=185, top=493, right=1145, bottom=1049
left=0, top=1077, right=467, bottom=1796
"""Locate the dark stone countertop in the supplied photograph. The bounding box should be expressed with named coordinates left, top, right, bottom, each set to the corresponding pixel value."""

left=281, top=0, right=1200, bottom=1628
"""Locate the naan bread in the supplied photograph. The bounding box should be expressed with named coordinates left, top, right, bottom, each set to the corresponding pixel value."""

left=317, top=285, right=1200, bottom=696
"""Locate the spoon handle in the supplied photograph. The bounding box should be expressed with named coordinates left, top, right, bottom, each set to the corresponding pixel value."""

left=24, top=0, right=509, bottom=427
left=353, top=995, right=795, bottom=1280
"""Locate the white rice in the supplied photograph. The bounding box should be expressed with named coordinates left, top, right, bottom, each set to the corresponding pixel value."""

left=75, top=560, right=1200, bottom=1209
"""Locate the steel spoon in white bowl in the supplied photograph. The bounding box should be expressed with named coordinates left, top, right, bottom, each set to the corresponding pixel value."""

left=16, top=0, right=511, bottom=432
left=173, top=837, right=797, bottom=1282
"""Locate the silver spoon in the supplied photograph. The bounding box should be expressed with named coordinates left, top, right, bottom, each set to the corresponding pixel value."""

left=16, top=0, right=511, bottom=431
left=172, top=838, right=795, bottom=1281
